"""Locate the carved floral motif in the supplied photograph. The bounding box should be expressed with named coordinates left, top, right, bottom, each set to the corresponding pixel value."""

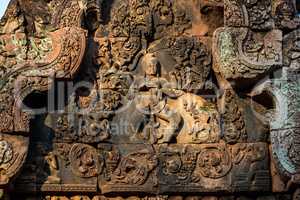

left=69, top=144, right=103, bottom=178
left=224, top=0, right=274, bottom=30
left=0, top=134, right=28, bottom=186
left=0, top=0, right=299, bottom=199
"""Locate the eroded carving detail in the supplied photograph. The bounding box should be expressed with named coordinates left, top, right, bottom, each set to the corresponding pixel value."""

left=213, top=27, right=282, bottom=87
left=0, top=134, right=28, bottom=186
left=0, top=0, right=299, bottom=199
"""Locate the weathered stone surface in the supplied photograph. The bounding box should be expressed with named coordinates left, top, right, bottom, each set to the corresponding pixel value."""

left=0, top=0, right=299, bottom=199
left=263, top=68, right=300, bottom=184
left=213, top=27, right=282, bottom=88
left=224, top=0, right=274, bottom=29
left=157, top=143, right=270, bottom=193
left=0, top=134, right=28, bottom=186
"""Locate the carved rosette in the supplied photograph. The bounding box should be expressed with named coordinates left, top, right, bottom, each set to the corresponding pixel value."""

left=0, top=0, right=300, bottom=199
left=197, top=146, right=232, bottom=179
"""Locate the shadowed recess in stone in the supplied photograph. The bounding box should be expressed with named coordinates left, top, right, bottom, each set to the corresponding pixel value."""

left=0, top=0, right=299, bottom=200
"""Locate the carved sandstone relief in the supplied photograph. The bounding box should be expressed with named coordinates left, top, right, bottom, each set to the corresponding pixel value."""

left=0, top=0, right=88, bottom=191
left=252, top=67, right=300, bottom=190
left=213, top=27, right=282, bottom=88
left=0, top=0, right=299, bottom=199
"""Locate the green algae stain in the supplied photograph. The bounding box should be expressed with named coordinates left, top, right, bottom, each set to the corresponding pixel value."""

left=219, top=31, right=236, bottom=65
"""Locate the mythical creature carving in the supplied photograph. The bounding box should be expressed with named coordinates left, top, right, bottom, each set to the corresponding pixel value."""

left=213, top=27, right=282, bottom=88
left=0, top=0, right=300, bottom=199
left=254, top=68, right=300, bottom=187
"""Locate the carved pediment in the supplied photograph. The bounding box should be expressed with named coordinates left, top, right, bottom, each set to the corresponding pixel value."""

left=0, top=0, right=299, bottom=200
